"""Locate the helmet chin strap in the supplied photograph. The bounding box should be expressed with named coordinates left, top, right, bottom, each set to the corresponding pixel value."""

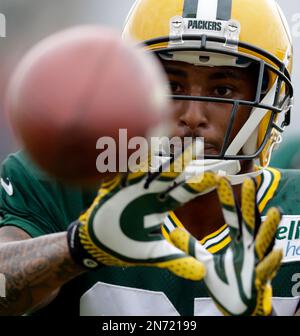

left=218, top=163, right=262, bottom=185
left=184, top=159, right=261, bottom=191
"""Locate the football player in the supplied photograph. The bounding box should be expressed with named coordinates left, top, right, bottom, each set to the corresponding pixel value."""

left=0, top=0, right=298, bottom=316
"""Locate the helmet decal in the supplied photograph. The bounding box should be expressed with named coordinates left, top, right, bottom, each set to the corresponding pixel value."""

left=183, top=0, right=232, bottom=21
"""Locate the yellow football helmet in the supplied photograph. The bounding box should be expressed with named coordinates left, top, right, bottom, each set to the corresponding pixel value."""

left=123, top=0, right=293, bottom=169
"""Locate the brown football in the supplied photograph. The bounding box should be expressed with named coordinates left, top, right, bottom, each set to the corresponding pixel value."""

left=6, top=25, right=170, bottom=186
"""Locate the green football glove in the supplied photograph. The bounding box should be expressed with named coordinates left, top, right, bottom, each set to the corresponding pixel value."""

left=170, top=176, right=283, bottom=316
left=67, top=147, right=218, bottom=281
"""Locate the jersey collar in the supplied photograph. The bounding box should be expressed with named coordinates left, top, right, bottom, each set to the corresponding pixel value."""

left=162, top=167, right=282, bottom=253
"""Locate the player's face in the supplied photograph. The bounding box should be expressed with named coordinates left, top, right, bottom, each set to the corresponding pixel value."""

left=163, top=60, right=258, bottom=156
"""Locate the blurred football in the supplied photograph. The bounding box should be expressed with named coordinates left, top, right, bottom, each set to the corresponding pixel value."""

left=5, top=25, right=170, bottom=185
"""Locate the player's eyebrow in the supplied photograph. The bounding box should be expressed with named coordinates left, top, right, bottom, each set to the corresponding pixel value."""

left=164, top=66, right=188, bottom=78
left=208, top=70, right=243, bottom=81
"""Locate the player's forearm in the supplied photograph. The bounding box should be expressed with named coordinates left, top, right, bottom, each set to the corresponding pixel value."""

left=0, top=232, right=86, bottom=315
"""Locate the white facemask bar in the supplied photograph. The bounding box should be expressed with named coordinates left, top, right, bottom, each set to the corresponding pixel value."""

left=225, top=79, right=278, bottom=157
left=219, top=79, right=278, bottom=185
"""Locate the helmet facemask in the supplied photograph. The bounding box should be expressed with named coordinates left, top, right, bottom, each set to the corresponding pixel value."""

left=123, top=0, right=294, bottom=182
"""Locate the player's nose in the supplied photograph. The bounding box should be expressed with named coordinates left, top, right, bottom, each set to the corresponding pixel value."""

left=178, top=101, right=209, bottom=132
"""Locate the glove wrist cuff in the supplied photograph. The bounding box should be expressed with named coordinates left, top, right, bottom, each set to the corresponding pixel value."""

left=67, top=220, right=102, bottom=269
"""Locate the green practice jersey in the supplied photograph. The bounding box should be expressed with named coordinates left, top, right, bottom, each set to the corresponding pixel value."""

left=0, top=151, right=300, bottom=316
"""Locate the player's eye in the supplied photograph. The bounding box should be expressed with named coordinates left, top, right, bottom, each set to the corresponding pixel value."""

left=213, top=86, right=233, bottom=97
left=169, top=81, right=184, bottom=95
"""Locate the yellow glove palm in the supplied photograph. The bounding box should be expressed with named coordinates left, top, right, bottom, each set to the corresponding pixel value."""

left=170, top=177, right=283, bottom=316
